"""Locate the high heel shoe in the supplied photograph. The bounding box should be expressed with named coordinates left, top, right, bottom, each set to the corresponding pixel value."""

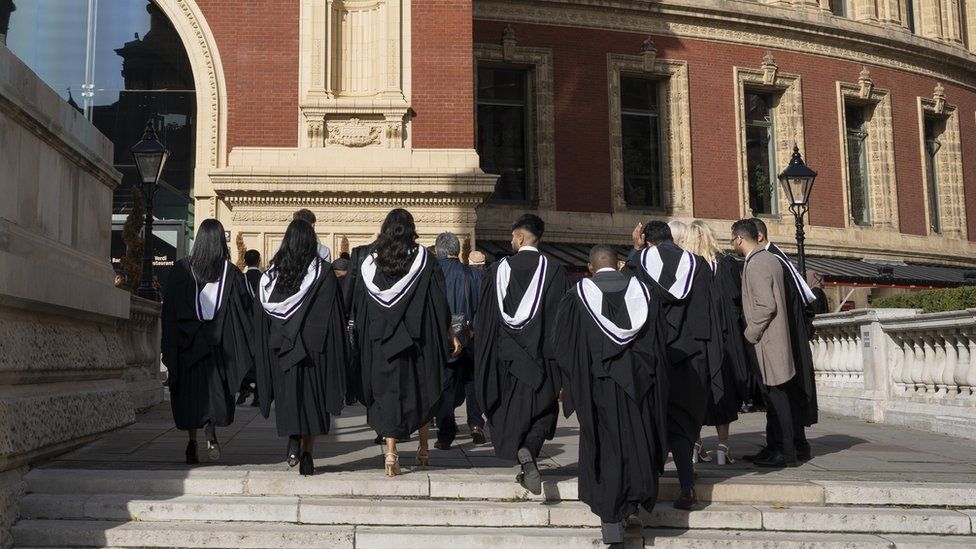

left=298, top=452, right=314, bottom=476
left=416, top=447, right=430, bottom=468
left=692, top=440, right=711, bottom=464
left=385, top=452, right=401, bottom=477
left=716, top=443, right=736, bottom=465
left=205, top=423, right=220, bottom=461
left=286, top=436, right=301, bottom=467
left=185, top=441, right=199, bottom=465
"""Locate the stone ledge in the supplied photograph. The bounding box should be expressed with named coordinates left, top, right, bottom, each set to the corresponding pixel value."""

left=758, top=504, right=972, bottom=535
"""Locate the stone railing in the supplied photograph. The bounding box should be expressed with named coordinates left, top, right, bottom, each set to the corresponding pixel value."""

left=811, top=308, right=976, bottom=439
left=119, top=296, right=164, bottom=412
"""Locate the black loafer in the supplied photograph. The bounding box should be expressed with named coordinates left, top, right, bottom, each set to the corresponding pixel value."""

left=754, top=452, right=797, bottom=468
left=516, top=447, right=542, bottom=495
left=743, top=446, right=774, bottom=463
left=299, top=452, right=314, bottom=476
left=185, top=441, right=199, bottom=465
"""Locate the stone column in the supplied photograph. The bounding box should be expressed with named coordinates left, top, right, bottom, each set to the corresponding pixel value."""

left=918, top=0, right=947, bottom=38
left=943, top=0, right=966, bottom=44
left=877, top=0, right=904, bottom=26
left=857, top=309, right=920, bottom=422
left=850, top=0, right=879, bottom=21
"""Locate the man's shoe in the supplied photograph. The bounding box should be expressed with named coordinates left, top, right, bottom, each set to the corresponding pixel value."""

left=742, top=446, right=774, bottom=463
left=471, top=426, right=487, bottom=445
left=516, top=447, right=542, bottom=495
left=434, top=440, right=451, bottom=451
left=754, top=452, right=797, bottom=468
left=673, top=489, right=698, bottom=510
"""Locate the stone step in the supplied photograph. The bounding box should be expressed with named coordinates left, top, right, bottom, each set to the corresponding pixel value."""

left=18, top=494, right=976, bottom=535
left=15, top=521, right=976, bottom=548
left=24, top=468, right=825, bottom=505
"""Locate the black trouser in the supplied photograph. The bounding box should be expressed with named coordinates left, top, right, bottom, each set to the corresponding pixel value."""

left=763, top=379, right=807, bottom=459
left=435, top=353, right=485, bottom=444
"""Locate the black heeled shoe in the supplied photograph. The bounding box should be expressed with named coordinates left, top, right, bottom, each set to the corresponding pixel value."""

left=286, top=436, right=301, bottom=467
left=185, top=440, right=199, bottom=465
left=299, top=452, right=314, bottom=476
left=204, top=423, right=220, bottom=461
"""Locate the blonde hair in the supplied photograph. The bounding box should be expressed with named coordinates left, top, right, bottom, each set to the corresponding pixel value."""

left=684, top=220, right=721, bottom=265
left=667, top=220, right=689, bottom=247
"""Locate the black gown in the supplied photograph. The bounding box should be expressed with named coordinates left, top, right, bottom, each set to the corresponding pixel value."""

left=353, top=248, right=452, bottom=438
left=703, top=255, right=749, bottom=427
left=626, top=242, right=719, bottom=446
left=161, top=258, right=253, bottom=430
left=553, top=271, right=669, bottom=524
left=767, top=244, right=819, bottom=427
left=254, top=258, right=347, bottom=436
left=474, top=248, right=569, bottom=462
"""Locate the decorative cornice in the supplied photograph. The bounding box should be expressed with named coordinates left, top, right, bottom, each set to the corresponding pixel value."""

left=472, top=0, right=976, bottom=92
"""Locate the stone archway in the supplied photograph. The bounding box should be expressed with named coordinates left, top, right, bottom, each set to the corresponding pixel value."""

left=152, top=0, right=227, bottom=220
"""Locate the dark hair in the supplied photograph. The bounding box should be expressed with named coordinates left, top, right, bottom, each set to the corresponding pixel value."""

left=373, top=208, right=418, bottom=279
left=511, top=214, right=545, bottom=240
left=339, top=252, right=351, bottom=260
left=190, top=219, right=229, bottom=283
left=732, top=219, right=760, bottom=242
left=588, top=244, right=617, bottom=269
left=293, top=208, right=316, bottom=225
left=749, top=217, right=768, bottom=239
left=269, top=220, right=318, bottom=297
left=244, top=249, right=261, bottom=267
left=642, top=220, right=673, bottom=246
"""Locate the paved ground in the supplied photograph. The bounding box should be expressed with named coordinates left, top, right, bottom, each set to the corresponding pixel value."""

left=48, top=398, right=976, bottom=486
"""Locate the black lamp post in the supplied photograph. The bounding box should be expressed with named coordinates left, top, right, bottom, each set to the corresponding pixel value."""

left=130, top=119, right=170, bottom=302
left=778, top=145, right=817, bottom=278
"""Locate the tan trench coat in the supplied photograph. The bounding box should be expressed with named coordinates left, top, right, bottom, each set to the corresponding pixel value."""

left=741, top=248, right=796, bottom=387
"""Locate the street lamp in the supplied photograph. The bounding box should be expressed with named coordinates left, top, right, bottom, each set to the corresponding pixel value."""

left=778, top=145, right=817, bottom=277
left=130, top=119, right=170, bottom=302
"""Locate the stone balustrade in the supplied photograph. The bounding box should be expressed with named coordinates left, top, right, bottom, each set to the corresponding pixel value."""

left=811, top=308, right=976, bottom=439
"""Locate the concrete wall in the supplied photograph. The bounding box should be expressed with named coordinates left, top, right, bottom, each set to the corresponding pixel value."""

left=0, top=43, right=160, bottom=548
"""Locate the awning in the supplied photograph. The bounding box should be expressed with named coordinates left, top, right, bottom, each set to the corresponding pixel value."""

left=476, top=240, right=976, bottom=288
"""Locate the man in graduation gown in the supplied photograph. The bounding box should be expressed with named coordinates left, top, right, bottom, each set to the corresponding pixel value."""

left=237, top=249, right=263, bottom=406
left=746, top=218, right=817, bottom=464
left=626, top=221, right=717, bottom=509
left=475, top=214, right=569, bottom=495
left=554, top=245, right=668, bottom=548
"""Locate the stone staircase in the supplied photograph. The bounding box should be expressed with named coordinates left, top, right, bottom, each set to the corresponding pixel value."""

left=11, top=468, right=976, bottom=548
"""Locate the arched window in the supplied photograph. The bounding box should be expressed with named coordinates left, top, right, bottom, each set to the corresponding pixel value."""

left=6, top=0, right=196, bottom=264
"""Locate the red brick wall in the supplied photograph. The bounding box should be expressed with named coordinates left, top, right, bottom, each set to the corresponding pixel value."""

left=412, top=0, right=474, bottom=149
left=196, top=1, right=299, bottom=157
left=473, top=20, right=976, bottom=240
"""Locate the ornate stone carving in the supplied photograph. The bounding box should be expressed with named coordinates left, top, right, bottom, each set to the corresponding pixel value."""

left=502, top=24, right=517, bottom=61
left=306, top=115, right=325, bottom=148
left=761, top=51, right=779, bottom=86
left=858, top=67, right=874, bottom=99
left=932, top=82, right=947, bottom=115
left=641, top=37, right=657, bottom=70
left=326, top=118, right=383, bottom=148
left=919, top=94, right=966, bottom=239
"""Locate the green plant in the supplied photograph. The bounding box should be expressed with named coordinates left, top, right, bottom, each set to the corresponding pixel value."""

left=873, top=286, right=976, bottom=313
left=120, top=186, right=145, bottom=293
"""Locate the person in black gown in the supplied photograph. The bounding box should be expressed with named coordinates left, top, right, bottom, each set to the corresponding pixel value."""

left=475, top=214, right=569, bottom=495
left=352, top=209, right=460, bottom=476
left=161, top=219, right=253, bottom=464
left=253, top=219, right=347, bottom=476
left=554, top=245, right=668, bottom=549
left=626, top=221, right=717, bottom=510
left=745, top=218, right=817, bottom=465
left=237, top=249, right=263, bottom=406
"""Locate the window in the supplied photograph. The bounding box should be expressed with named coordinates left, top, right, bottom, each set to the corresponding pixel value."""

left=620, top=77, right=664, bottom=209
left=745, top=92, right=778, bottom=216
left=845, top=105, right=871, bottom=225
left=831, top=0, right=848, bottom=17
left=960, top=0, right=969, bottom=47
left=906, top=0, right=917, bottom=33
left=476, top=67, right=530, bottom=203
left=924, top=117, right=943, bottom=234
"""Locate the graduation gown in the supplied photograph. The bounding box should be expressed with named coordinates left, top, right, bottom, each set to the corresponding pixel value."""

left=626, top=242, right=719, bottom=445
left=474, top=247, right=569, bottom=461
left=161, top=258, right=253, bottom=430
left=353, top=247, right=452, bottom=438
left=554, top=270, right=669, bottom=523
left=767, top=243, right=819, bottom=427
left=703, top=255, right=750, bottom=427
left=254, top=258, right=347, bottom=436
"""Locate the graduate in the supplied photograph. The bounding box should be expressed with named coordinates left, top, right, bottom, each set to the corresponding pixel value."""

left=253, top=219, right=347, bottom=476
left=237, top=249, right=263, bottom=407
left=626, top=220, right=717, bottom=510
left=745, top=218, right=818, bottom=465
left=474, top=214, right=569, bottom=495
left=352, top=208, right=459, bottom=476
left=554, top=245, right=669, bottom=549
left=161, top=218, right=253, bottom=465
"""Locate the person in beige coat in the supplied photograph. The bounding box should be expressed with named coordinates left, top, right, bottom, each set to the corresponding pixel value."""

left=731, top=219, right=802, bottom=468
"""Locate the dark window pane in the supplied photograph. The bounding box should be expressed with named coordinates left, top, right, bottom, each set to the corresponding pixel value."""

left=621, top=77, right=659, bottom=112
left=477, top=103, right=527, bottom=201
left=477, top=67, right=526, bottom=103
left=746, top=124, right=775, bottom=215
left=621, top=112, right=662, bottom=208
left=845, top=104, right=870, bottom=225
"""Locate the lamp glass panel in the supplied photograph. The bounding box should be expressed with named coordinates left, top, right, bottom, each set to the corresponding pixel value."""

left=133, top=152, right=163, bottom=184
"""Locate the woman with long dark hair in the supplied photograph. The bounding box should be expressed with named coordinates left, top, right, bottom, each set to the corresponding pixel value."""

left=161, top=218, right=253, bottom=464
left=353, top=208, right=460, bottom=476
left=253, top=219, right=347, bottom=476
